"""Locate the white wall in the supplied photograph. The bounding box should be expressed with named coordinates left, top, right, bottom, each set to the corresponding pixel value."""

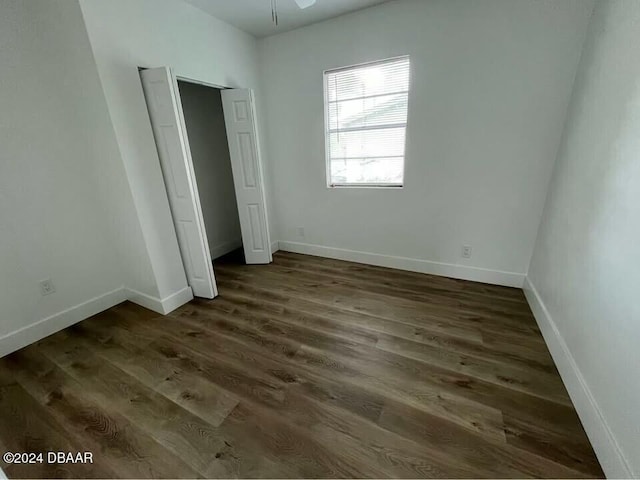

left=526, top=0, right=640, bottom=476
left=0, top=0, right=154, bottom=354
left=78, top=0, right=273, bottom=299
left=258, top=0, right=594, bottom=286
left=178, top=81, right=242, bottom=259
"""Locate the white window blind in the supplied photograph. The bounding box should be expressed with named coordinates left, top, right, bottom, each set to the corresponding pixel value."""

left=324, top=56, right=410, bottom=187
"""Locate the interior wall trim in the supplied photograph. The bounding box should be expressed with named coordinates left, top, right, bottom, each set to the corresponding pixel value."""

left=524, top=277, right=633, bottom=479
left=0, top=287, right=127, bottom=358
left=126, top=286, right=193, bottom=315
left=278, top=240, right=525, bottom=287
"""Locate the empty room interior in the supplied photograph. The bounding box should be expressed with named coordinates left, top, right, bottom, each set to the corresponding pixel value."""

left=1, top=0, right=638, bottom=478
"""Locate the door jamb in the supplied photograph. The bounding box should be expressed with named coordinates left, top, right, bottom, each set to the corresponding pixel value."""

left=176, top=75, right=228, bottom=90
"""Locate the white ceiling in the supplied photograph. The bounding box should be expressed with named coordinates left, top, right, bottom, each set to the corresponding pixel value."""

left=182, top=0, right=392, bottom=38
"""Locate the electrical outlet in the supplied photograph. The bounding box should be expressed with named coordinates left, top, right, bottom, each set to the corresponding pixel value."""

left=461, top=245, right=472, bottom=259
left=39, top=278, right=56, bottom=296
left=297, top=226, right=305, bottom=238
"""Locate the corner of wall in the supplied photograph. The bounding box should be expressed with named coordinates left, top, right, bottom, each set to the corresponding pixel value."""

left=523, top=277, right=633, bottom=478
left=0, top=287, right=128, bottom=358
left=522, top=0, right=598, bottom=280
left=76, top=0, right=164, bottom=302
left=126, top=286, right=193, bottom=315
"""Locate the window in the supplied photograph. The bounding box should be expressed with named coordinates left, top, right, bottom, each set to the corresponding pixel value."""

left=324, top=56, right=410, bottom=187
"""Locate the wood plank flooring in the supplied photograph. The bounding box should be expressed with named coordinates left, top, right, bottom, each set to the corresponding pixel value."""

left=0, top=251, right=603, bottom=478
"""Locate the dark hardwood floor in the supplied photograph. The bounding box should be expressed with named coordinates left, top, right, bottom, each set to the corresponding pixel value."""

left=0, top=251, right=603, bottom=478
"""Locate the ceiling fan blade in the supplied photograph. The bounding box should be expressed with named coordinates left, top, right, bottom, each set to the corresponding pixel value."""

left=294, top=0, right=316, bottom=9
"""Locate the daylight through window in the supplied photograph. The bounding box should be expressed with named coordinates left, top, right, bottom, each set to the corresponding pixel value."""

left=324, top=56, right=410, bottom=187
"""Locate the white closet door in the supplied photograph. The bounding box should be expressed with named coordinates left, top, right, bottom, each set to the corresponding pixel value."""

left=140, top=67, right=216, bottom=298
left=221, top=89, right=272, bottom=264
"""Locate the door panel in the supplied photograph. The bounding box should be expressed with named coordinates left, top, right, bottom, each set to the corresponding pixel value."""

left=247, top=204, right=266, bottom=251
left=238, top=133, right=257, bottom=187
left=140, top=67, right=216, bottom=298
left=221, top=89, right=272, bottom=264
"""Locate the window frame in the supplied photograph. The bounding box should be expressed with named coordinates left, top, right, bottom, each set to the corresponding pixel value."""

left=323, top=55, right=410, bottom=189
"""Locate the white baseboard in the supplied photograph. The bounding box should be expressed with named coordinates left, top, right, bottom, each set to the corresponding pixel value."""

left=158, top=286, right=194, bottom=313
left=523, top=277, right=633, bottom=479
left=126, top=286, right=193, bottom=315
left=209, top=239, right=243, bottom=260
left=210, top=239, right=278, bottom=259
left=277, top=241, right=524, bottom=287
left=0, top=287, right=127, bottom=358
left=0, top=284, right=194, bottom=359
